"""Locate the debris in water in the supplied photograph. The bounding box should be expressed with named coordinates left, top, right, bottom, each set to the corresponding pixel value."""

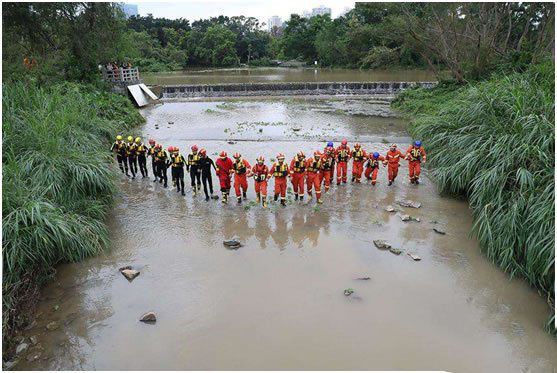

left=45, top=321, right=59, bottom=331
left=344, top=288, right=355, bottom=296
left=396, top=199, right=422, bottom=208
left=389, top=247, right=403, bottom=255
left=223, top=239, right=242, bottom=250
left=408, top=253, right=422, bottom=261
left=385, top=205, right=397, bottom=212
left=373, top=240, right=391, bottom=250
left=433, top=228, right=446, bottom=235
left=139, top=311, right=157, bottom=323
left=120, top=268, right=140, bottom=281
left=355, top=277, right=371, bottom=281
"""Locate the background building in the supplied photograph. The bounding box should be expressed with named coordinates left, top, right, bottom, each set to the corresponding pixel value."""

left=267, top=16, right=283, bottom=31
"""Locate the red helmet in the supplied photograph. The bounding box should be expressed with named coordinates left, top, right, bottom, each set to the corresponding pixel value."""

left=148, top=138, right=155, bottom=145
left=276, top=153, right=285, bottom=160
left=314, top=151, right=322, bottom=157
left=199, top=148, right=206, bottom=155
left=219, top=151, right=227, bottom=158
left=155, top=143, right=162, bottom=150
left=354, top=142, right=361, bottom=148
left=167, top=145, right=174, bottom=152
left=191, top=145, right=198, bottom=152
left=233, top=152, right=241, bottom=159
left=257, top=155, right=264, bottom=163
left=341, top=139, right=348, bottom=146
left=297, top=151, right=305, bottom=158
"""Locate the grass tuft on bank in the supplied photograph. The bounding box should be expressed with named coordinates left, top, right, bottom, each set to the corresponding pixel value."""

left=393, top=61, right=555, bottom=332
left=2, top=82, right=145, bottom=352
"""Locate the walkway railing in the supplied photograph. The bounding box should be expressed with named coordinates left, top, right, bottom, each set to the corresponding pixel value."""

left=101, top=67, right=140, bottom=83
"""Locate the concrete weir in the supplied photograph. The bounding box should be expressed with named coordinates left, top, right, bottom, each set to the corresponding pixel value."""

left=160, top=81, right=437, bottom=98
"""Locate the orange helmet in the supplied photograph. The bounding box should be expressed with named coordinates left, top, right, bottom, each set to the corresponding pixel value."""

left=191, top=145, right=198, bottom=152
left=219, top=151, right=227, bottom=158
left=167, top=146, right=174, bottom=152
left=341, top=139, right=348, bottom=146
left=257, top=155, right=264, bottom=163
left=314, top=151, right=322, bottom=157
left=297, top=151, right=305, bottom=158
left=148, top=138, right=155, bottom=145
left=354, top=142, right=361, bottom=149
left=276, top=153, right=285, bottom=160
left=233, top=152, right=241, bottom=159
left=199, top=148, right=206, bottom=155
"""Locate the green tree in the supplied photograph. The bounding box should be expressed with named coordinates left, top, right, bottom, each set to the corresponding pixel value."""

left=196, top=24, right=238, bottom=66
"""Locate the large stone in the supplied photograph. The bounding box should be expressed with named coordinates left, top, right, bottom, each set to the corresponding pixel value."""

left=121, top=269, right=140, bottom=281
left=399, top=214, right=420, bottom=222
left=15, top=342, right=29, bottom=355
left=396, top=199, right=422, bottom=208
left=433, top=227, right=446, bottom=235
left=389, top=248, right=403, bottom=255
left=46, top=321, right=59, bottom=331
left=408, top=253, right=422, bottom=261
left=223, top=239, right=242, bottom=250
left=140, top=311, right=157, bottom=323
left=373, top=240, right=391, bottom=250
left=385, top=205, right=397, bottom=213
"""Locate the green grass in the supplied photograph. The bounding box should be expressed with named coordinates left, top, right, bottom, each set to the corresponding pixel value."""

left=394, top=61, right=555, bottom=333
left=2, top=81, right=144, bottom=351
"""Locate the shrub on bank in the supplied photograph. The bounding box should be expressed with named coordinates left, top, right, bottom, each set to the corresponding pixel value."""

left=393, top=61, right=555, bottom=332
left=2, top=82, right=145, bottom=352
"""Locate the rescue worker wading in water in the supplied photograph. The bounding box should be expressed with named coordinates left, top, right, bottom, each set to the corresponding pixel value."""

left=336, top=139, right=351, bottom=185
left=187, top=145, right=202, bottom=195
left=110, top=135, right=129, bottom=176
left=147, top=139, right=157, bottom=181
left=126, top=136, right=137, bottom=179
left=385, top=143, right=404, bottom=185
left=135, top=137, right=149, bottom=178
left=252, top=156, right=269, bottom=208
left=306, top=151, right=323, bottom=204
left=270, top=153, right=288, bottom=206
left=289, top=151, right=306, bottom=201
left=320, top=147, right=335, bottom=192
left=216, top=151, right=234, bottom=203
left=365, top=152, right=386, bottom=186
left=198, top=148, right=217, bottom=201
left=154, top=143, right=169, bottom=187
left=351, top=143, right=367, bottom=183
left=169, top=146, right=186, bottom=195
left=232, top=153, right=251, bottom=204
left=405, top=140, right=427, bottom=184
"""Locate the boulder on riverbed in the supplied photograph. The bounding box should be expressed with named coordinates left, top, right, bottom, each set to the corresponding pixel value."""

left=389, top=247, right=403, bottom=255
left=373, top=240, right=391, bottom=250
left=140, top=311, right=157, bottom=323
left=399, top=214, right=420, bottom=222
left=433, top=227, right=446, bottom=235
left=344, top=288, right=355, bottom=296
left=385, top=205, right=397, bottom=213
left=15, top=342, right=29, bottom=355
left=45, top=321, right=59, bottom=331
left=408, top=253, right=422, bottom=261
left=396, top=199, right=422, bottom=208
left=223, top=239, right=242, bottom=250
left=120, top=269, right=140, bottom=281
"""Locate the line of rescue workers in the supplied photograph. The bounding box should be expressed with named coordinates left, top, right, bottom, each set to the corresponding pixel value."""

left=110, top=136, right=427, bottom=207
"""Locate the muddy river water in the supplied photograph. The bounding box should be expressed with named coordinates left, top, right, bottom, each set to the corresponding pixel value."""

left=15, top=96, right=557, bottom=371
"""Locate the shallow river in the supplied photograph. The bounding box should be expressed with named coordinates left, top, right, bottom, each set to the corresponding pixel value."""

left=15, top=97, right=557, bottom=371
left=142, top=67, right=437, bottom=85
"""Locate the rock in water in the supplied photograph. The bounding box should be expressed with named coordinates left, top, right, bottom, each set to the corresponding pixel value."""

left=373, top=240, right=391, bottom=250
left=211, top=195, right=219, bottom=200
left=389, top=248, right=402, bottom=255
left=399, top=214, right=420, bottom=222
left=16, top=342, right=29, bottom=355
left=121, top=269, right=140, bottom=281
left=396, top=199, right=422, bottom=208
left=355, top=277, right=371, bottom=280
left=223, top=239, right=242, bottom=250
left=29, top=335, right=39, bottom=345
left=385, top=205, right=397, bottom=212
left=46, top=321, right=59, bottom=331
left=433, top=228, right=446, bottom=235
left=140, top=312, right=157, bottom=323
left=408, top=253, right=422, bottom=261
left=344, top=288, right=354, bottom=296
left=119, top=265, right=132, bottom=271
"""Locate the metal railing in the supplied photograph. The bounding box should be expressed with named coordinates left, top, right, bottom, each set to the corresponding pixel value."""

left=101, top=67, right=140, bottom=83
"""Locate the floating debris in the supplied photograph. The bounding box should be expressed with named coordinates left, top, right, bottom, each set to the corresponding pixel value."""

left=223, top=239, right=242, bottom=250
left=344, top=288, right=355, bottom=296
left=373, top=240, right=391, bottom=250
left=433, top=228, right=446, bottom=235
left=139, top=312, right=157, bottom=323
left=396, top=199, right=422, bottom=208
left=408, top=253, right=422, bottom=261
left=355, top=277, right=371, bottom=281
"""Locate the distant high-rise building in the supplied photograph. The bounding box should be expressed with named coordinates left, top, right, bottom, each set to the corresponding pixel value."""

left=310, top=5, right=331, bottom=17
left=267, top=16, right=282, bottom=31
left=119, top=3, right=138, bottom=18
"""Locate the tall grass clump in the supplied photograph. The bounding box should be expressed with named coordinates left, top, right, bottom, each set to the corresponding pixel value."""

left=394, top=61, right=555, bottom=332
left=2, top=82, right=144, bottom=351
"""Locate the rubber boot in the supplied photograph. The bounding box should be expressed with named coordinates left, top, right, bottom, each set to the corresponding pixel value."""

left=300, top=195, right=304, bottom=201
left=262, top=198, right=267, bottom=208
left=242, top=191, right=247, bottom=200
left=256, top=193, right=260, bottom=203
left=280, top=199, right=286, bottom=207
left=274, top=194, right=278, bottom=202
left=222, top=192, right=228, bottom=204
left=193, top=188, right=197, bottom=196
left=415, top=178, right=420, bottom=185
left=317, top=198, right=323, bottom=204
left=294, top=193, right=298, bottom=201
left=351, top=176, right=355, bottom=182
left=237, top=196, right=242, bottom=204
left=388, top=180, right=393, bottom=186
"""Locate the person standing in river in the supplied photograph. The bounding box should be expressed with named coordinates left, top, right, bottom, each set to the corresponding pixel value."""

left=135, top=137, right=149, bottom=178
left=147, top=138, right=157, bottom=181
left=335, top=139, right=351, bottom=185
left=405, top=140, right=427, bottom=184
left=351, top=142, right=367, bottom=183
left=232, top=152, right=251, bottom=204
left=126, top=136, right=138, bottom=179
left=320, top=147, right=335, bottom=192
left=385, top=143, right=404, bottom=185
left=198, top=149, right=217, bottom=201
left=110, top=135, right=129, bottom=176
left=216, top=151, right=233, bottom=204
left=252, top=156, right=269, bottom=208
left=170, top=146, right=186, bottom=195
left=187, top=145, right=202, bottom=195
left=306, top=151, right=323, bottom=204
left=289, top=151, right=306, bottom=201
left=365, top=152, right=386, bottom=186
left=269, top=153, right=289, bottom=207
left=154, top=143, right=169, bottom=187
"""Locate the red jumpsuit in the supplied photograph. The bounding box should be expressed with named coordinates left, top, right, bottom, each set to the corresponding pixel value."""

left=216, top=157, right=233, bottom=191
left=269, top=162, right=289, bottom=201
left=405, top=146, right=427, bottom=183
left=232, top=158, right=251, bottom=198
left=320, top=155, right=334, bottom=192
left=366, top=156, right=385, bottom=185
left=351, top=148, right=367, bottom=182
left=385, top=149, right=404, bottom=183
left=305, top=157, right=322, bottom=200
left=252, top=163, right=269, bottom=198
left=289, top=156, right=306, bottom=198
left=335, top=145, right=351, bottom=184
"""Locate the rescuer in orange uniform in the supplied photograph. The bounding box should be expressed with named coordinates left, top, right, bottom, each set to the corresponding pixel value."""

left=405, top=140, right=427, bottom=184
left=216, top=151, right=234, bottom=203
left=320, top=147, right=335, bottom=192
left=305, top=151, right=323, bottom=204
left=232, top=152, right=251, bottom=203
left=289, top=151, right=306, bottom=201
left=252, top=156, right=269, bottom=208
left=366, top=152, right=386, bottom=186
left=269, top=153, right=289, bottom=206
left=385, top=143, right=404, bottom=185
left=335, top=139, right=351, bottom=185
left=351, top=143, right=367, bottom=183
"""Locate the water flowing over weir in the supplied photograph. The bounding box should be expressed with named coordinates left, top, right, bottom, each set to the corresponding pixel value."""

left=160, top=81, right=437, bottom=98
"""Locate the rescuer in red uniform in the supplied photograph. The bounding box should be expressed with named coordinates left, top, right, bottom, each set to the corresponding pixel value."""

left=252, top=156, right=269, bottom=208
left=289, top=151, right=306, bottom=201
left=385, top=143, right=404, bottom=185
left=405, top=140, right=427, bottom=184
left=215, top=151, right=234, bottom=203
left=351, top=142, right=367, bottom=183
left=305, top=151, right=323, bottom=204
left=231, top=152, right=251, bottom=203
left=320, top=146, right=335, bottom=192
left=365, top=152, right=386, bottom=186
left=335, top=139, right=351, bottom=185
left=269, top=153, right=288, bottom=206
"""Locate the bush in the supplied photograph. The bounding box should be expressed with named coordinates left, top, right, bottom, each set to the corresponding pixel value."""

left=2, top=82, right=144, bottom=352
left=394, top=61, right=555, bottom=331
left=359, top=46, right=398, bottom=69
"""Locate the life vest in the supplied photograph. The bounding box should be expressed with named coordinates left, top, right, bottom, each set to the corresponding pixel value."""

left=188, top=153, right=200, bottom=166
left=127, top=143, right=137, bottom=157
left=321, top=157, right=333, bottom=171
left=337, top=147, right=349, bottom=162
left=172, top=154, right=185, bottom=168
left=273, top=163, right=288, bottom=177
left=234, top=159, right=247, bottom=175
left=148, top=146, right=156, bottom=156
left=307, top=159, right=321, bottom=173
left=136, top=144, right=147, bottom=156
left=367, top=158, right=380, bottom=168
left=352, top=149, right=364, bottom=161
left=292, top=157, right=305, bottom=173
left=409, top=147, right=422, bottom=161
left=114, top=141, right=127, bottom=156
left=155, top=150, right=167, bottom=162
left=253, top=164, right=268, bottom=181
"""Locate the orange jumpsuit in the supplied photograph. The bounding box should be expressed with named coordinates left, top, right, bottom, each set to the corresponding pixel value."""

left=305, top=157, right=322, bottom=200
left=232, top=158, right=251, bottom=197
left=289, top=156, right=306, bottom=198
left=252, top=163, right=269, bottom=198
left=366, top=156, right=385, bottom=185
left=320, top=154, right=334, bottom=192
left=335, top=145, right=351, bottom=184
left=351, top=148, right=367, bottom=182
left=385, top=149, right=404, bottom=183
left=270, top=162, right=289, bottom=200
left=405, top=146, right=427, bottom=183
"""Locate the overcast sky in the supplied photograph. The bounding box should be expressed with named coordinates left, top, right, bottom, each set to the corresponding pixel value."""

left=130, top=0, right=355, bottom=23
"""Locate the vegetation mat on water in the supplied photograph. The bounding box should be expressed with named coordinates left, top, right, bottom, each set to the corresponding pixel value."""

left=393, top=61, right=555, bottom=333
left=2, top=82, right=144, bottom=354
